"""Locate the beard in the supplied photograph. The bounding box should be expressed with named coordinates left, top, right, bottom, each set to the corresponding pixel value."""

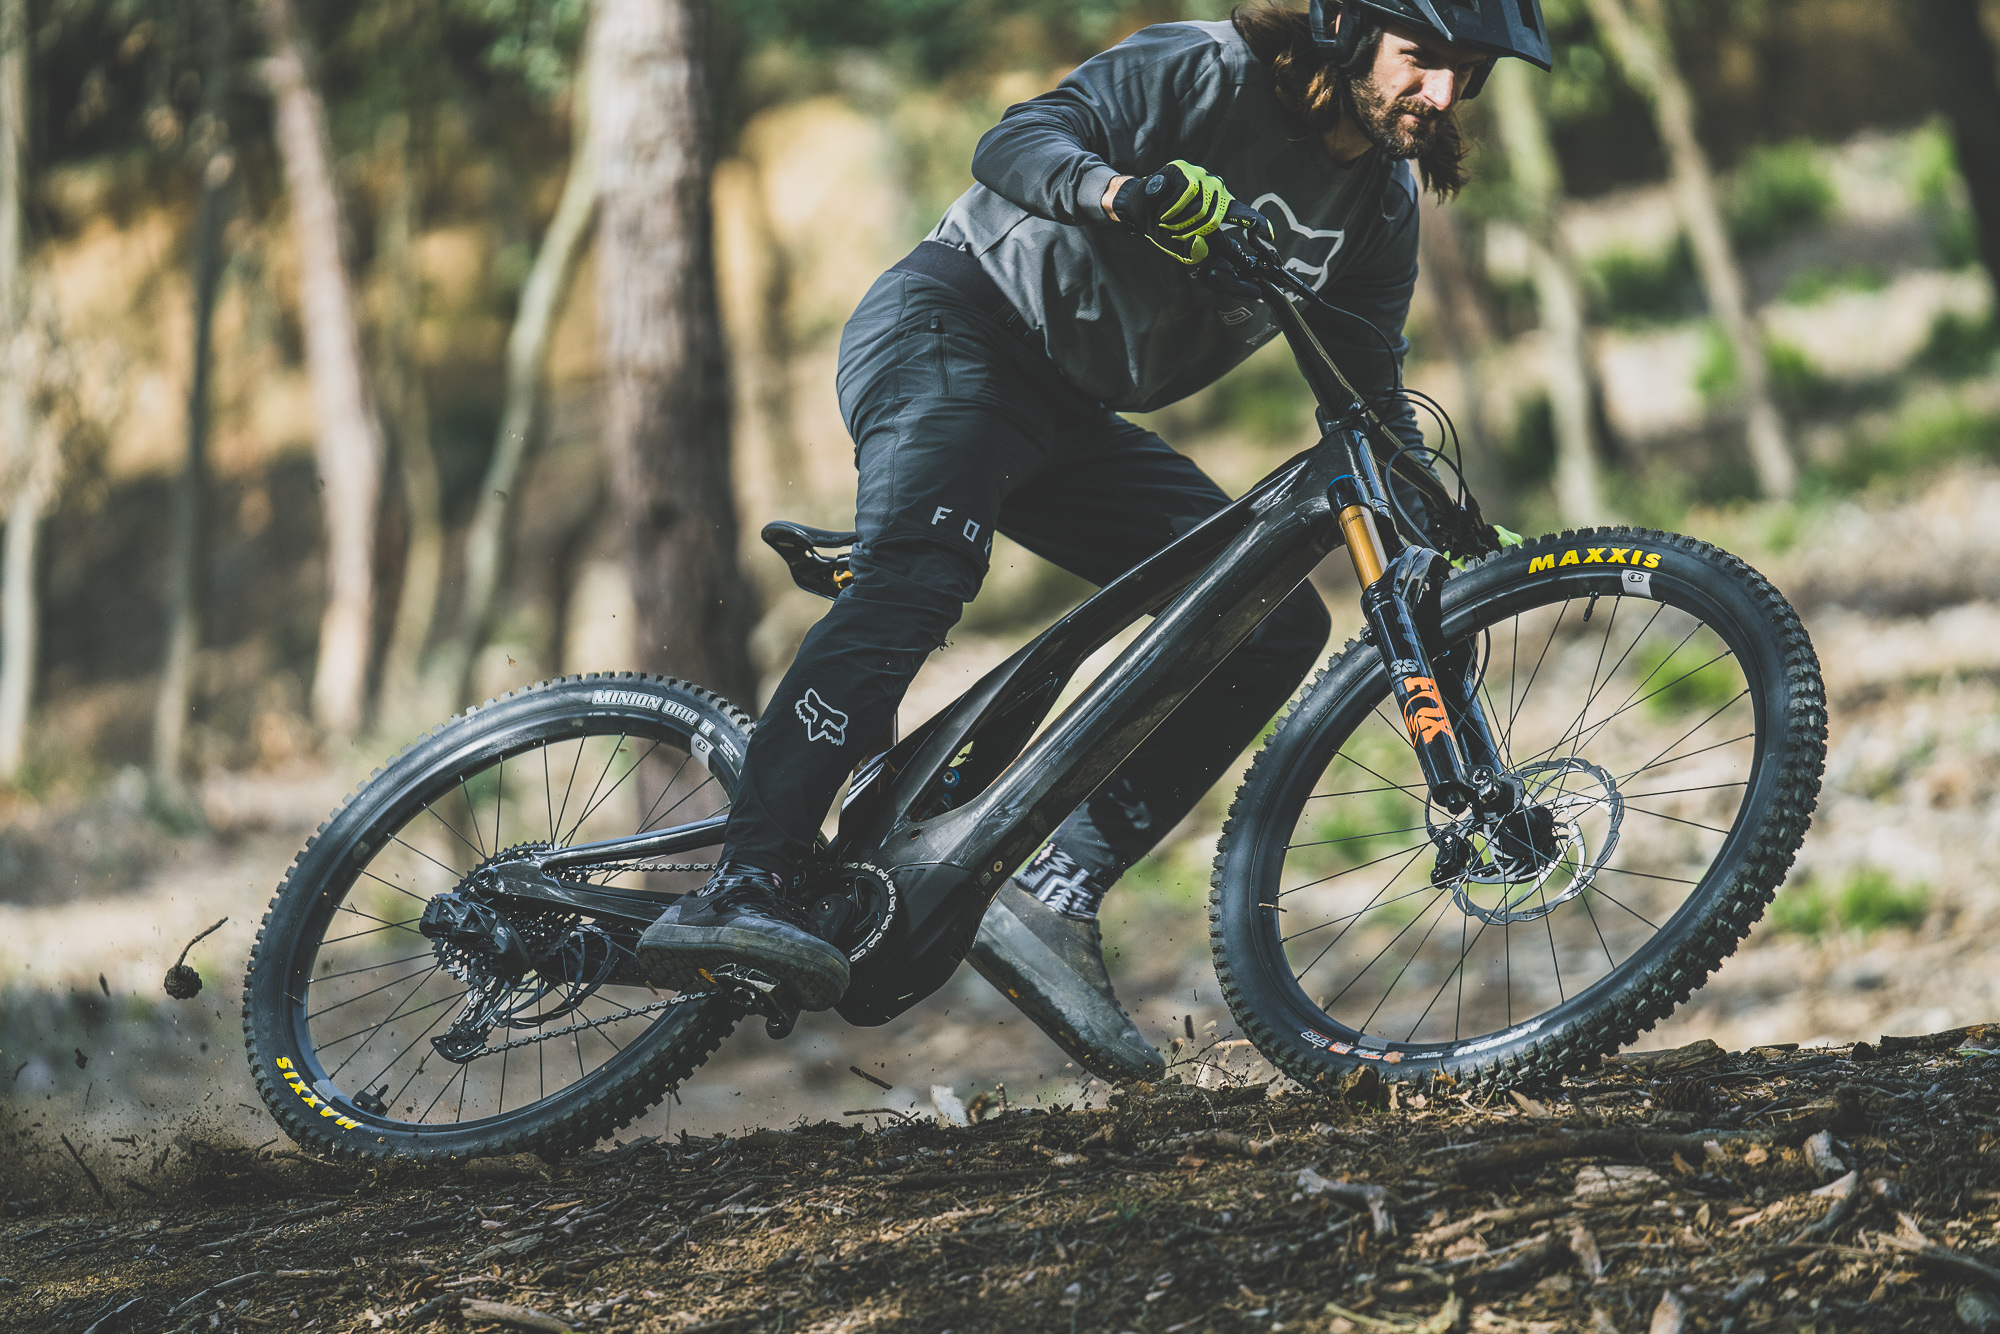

left=1342, top=72, right=1449, bottom=160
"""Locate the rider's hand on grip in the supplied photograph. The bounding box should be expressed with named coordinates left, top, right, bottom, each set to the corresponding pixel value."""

left=1224, top=197, right=1276, bottom=247
left=1116, top=160, right=1240, bottom=266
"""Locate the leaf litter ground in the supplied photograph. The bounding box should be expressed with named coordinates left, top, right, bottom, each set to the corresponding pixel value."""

left=8, top=1031, right=2000, bottom=1333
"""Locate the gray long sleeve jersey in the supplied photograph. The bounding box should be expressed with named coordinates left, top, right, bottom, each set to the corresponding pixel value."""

left=930, top=19, right=1422, bottom=448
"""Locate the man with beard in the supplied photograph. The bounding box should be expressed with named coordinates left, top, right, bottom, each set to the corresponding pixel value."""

left=640, top=0, right=1552, bottom=1080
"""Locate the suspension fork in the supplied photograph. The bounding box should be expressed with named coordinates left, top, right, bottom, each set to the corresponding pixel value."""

left=1330, top=436, right=1510, bottom=817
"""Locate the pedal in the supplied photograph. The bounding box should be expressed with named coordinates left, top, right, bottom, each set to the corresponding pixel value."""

left=704, top=963, right=801, bottom=1040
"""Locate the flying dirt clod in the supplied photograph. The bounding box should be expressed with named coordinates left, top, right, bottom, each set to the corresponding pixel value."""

left=163, top=916, right=228, bottom=1000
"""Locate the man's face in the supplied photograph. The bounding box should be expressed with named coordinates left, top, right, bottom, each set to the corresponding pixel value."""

left=1344, top=21, right=1488, bottom=158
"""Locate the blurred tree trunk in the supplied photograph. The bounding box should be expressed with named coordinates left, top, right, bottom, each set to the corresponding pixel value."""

left=1584, top=0, right=1795, bottom=500
left=716, top=151, right=803, bottom=510
left=1488, top=59, right=1607, bottom=528
left=263, top=0, right=383, bottom=741
left=152, top=0, right=235, bottom=807
left=1915, top=0, right=2000, bottom=301
left=0, top=0, right=37, bottom=785
left=443, top=59, right=598, bottom=709
left=1416, top=194, right=1508, bottom=518
left=591, top=0, right=758, bottom=706
left=371, top=114, right=446, bottom=734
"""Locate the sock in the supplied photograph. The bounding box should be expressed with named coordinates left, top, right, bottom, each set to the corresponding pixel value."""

left=1015, top=845, right=1111, bottom=921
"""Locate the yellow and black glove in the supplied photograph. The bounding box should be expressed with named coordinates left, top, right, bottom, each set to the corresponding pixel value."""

left=1114, top=160, right=1258, bottom=266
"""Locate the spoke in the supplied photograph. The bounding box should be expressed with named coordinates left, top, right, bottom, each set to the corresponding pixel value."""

left=1505, top=599, right=1569, bottom=752
left=1596, top=865, right=1701, bottom=888
left=1580, top=880, right=1663, bottom=932
left=421, top=1063, right=469, bottom=1126
left=1304, top=784, right=1425, bottom=802
left=1279, top=841, right=1439, bottom=898
left=1322, top=883, right=1449, bottom=1010
left=306, top=964, right=439, bottom=1023
left=1285, top=822, right=1430, bottom=853
left=311, top=952, right=436, bottom=985
left=325, top=986, right=458, bottom=1078
left=1356, top=884, right=1454, bottom=1035
left=1620, top=732, right=1757, bottom=782
left=376, top=1001, right=465, bottom=1113
left=459, top=780, right=488, bottom=859
left=561, top=733, right=631, bottom=845
left=1578, top=880, right=1618, bottom=971
left=414, top=806, right=483, bottom=868
left=1621, top=805, right=1734, bottom=837
left=544, top=744, right=556, bottom=846
left=1619, top=691, right=1752, bottom=787
left=493, top=758, right=505, bottom=854
left=1281, top=879, right=1453, bottom=944
left=355, top=865, right=434, bottom=908
left=637, top=754, right=696, bottom=831
left=1621, top=780, right=1748, bottom=801
left=313, top=990, right=463, bottom=1054
left=569, top=736, right=670, bottom=840
left=1293, top=843, right=1432, bottom=982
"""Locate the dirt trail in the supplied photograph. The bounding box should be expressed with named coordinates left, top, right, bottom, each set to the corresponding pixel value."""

left=7, top=1035, right=2000, bottom=1333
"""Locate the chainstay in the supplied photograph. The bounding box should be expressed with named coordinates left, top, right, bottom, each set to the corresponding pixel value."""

left=460, top=992, right=727, bottom=1058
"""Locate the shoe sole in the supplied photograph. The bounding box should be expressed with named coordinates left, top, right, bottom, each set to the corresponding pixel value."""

left=969, top=898, right=1165, bottom=1083
left=637, top=925, right=849, bottom=1013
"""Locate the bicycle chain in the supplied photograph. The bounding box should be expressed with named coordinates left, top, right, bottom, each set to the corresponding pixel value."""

left=446, top=862, right=732, bottom=1059
left=462, top=993, right=713, bottom=1058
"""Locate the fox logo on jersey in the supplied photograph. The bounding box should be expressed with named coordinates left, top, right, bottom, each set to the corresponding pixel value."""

left=795, top=688, right=849, bottom=745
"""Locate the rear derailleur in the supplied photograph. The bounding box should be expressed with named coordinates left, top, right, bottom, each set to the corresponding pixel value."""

left=418, top=887, right=617, bottom=1063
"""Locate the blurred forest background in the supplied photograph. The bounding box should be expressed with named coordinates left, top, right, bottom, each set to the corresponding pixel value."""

left=5, top=0, right=2000, bottom=1141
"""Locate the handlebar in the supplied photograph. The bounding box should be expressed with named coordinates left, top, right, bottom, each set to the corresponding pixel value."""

left=1161, top=189, right=1497, bottom=560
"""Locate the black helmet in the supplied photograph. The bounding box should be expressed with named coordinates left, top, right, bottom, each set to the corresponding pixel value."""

left=1307, top=0, right=1552, bottom=97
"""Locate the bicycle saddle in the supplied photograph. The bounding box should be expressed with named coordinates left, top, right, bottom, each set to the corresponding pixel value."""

left=761, top=521, right=857, bottom=600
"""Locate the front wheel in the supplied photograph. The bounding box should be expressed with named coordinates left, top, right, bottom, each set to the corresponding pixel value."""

left=242, top=673, right=750, bottom=1161
left=1211, top=528, right=1825, bottom=1092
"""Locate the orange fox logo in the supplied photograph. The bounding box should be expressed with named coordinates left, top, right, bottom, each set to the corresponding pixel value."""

left=1400, top=676, right=1454, bottom=745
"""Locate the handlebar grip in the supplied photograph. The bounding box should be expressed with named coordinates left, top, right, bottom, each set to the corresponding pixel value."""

left=1224, top=198, right=1274, bottom=242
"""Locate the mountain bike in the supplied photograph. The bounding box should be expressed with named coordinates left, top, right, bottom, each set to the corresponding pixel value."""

left=243, top=208, right=1825, bottom=1160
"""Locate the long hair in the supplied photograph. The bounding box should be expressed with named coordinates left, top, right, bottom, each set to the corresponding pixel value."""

left=1231, top=3, right=1470, bottom=199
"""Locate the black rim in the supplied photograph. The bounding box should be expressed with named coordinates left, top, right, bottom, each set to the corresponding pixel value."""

left=274, top=702, right=736, bottom=1138
left=1259, top=567, right=1772, bottom=1063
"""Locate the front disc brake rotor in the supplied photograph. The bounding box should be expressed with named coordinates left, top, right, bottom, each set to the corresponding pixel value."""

left=1429, top=756, right=1624, bottom=926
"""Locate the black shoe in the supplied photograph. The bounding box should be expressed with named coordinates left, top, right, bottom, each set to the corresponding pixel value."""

left=968, top=881, right=1165, bottom=1084
left=638, top=865, right=849, bottom=1011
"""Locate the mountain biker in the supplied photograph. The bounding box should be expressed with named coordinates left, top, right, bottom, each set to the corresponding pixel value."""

left=640, top=0, right=1552, bottom=1082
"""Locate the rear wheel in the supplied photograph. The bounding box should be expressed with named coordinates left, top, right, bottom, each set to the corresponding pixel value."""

left=1211, top=528, right=1825, bottom=1091
left=242, top=673, right=748, bottom=1160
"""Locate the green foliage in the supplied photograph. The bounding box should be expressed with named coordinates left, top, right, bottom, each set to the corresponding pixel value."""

left=1915, top=310, right=1999, bottom=380
left=1821, top=394, right=2000, bottom=490
left=719, top=0, right=1226, bottom=86
left=1726, top=141, right=1834, bottom=251
left=1500, top=392, right=1557, bottom=490
left=1837, top=868, right=1929, bottom=933
left=1209, top=353, right=1315, bottom=445
left=1764, top=339, right=1833, bottom=417
left=1910, top=121, right=1963, bottom=214
left=1590, top=236, right=1700, bottom=328
left=1694, top=322, right=1737, bottom=402
left=1769, top=870, right=1929, bottom=938
left=1908, top=121, right=1979, bottom=269
left=1767, top=879, right=1828, bottom=936
left=450, top=0, right=589, bottom=99
left=1779, top=263, right=1886, bottom=306
left=1635, top=637, right=1742, bottom=720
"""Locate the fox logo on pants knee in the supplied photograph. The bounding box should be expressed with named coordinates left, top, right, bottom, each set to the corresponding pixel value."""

left=795, top=688, right=849, bottom=745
